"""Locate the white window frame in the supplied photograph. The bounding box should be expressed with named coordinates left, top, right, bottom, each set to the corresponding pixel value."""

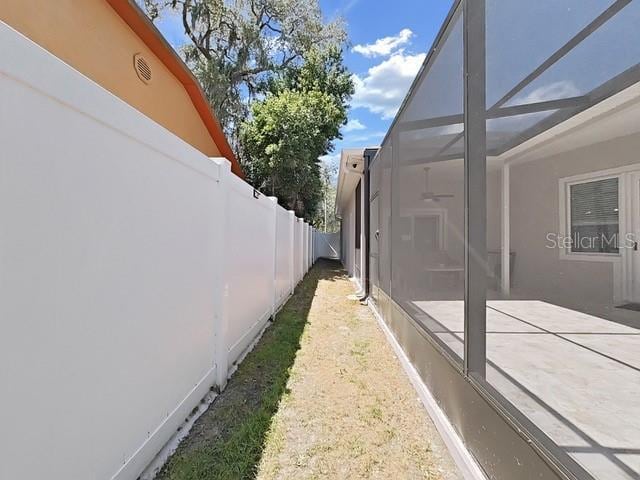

left=559, top=167, right=629, bottom=263
left=558, top=166, right=639, bottom=304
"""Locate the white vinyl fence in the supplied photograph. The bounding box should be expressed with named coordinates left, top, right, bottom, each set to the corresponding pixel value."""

left=0, top=22, right=315, bottom=480
left=275, top=207, right=296, bottom=309
left=294, top=218, right=304, bottom=283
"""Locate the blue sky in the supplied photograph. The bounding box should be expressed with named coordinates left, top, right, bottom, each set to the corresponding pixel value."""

left=318, top=0, right=453, bottom=170
left=154, top=0, right=454, bottom=172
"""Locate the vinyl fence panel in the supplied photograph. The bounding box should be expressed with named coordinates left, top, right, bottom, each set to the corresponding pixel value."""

left=223, top=175, right=277, bottom=366
left=303, top=223, right=308, bottom=274
left=275, top=205, right=294, bottom=310
left=294, top=219, right=303, bottom=283
left=0, top=23, right=225, bottom=480
left=0, top=22, right=311, bottom=480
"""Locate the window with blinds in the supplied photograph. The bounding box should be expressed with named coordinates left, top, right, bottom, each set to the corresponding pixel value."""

left=569, top=177, right=619, bottom=253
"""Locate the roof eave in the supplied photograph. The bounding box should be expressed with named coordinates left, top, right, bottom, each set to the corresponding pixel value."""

left=105, top=0, right=244, bottom=178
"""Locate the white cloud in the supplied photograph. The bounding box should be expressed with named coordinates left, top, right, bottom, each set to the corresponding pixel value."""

left=343, top=119, right=366, bottom=132
left=352, top=51, right=426, bottom=119
left=353, top=29, right=414, bottom=58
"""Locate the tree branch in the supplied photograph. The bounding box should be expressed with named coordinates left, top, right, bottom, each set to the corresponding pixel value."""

left=181, top=0, right=212, bottom=60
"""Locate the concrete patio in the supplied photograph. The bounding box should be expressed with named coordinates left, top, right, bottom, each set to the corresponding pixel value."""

left=412, top=299, right=640, bottom=480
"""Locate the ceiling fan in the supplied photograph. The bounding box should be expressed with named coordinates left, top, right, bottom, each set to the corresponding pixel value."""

left=421, top=167, right=454, bottom=202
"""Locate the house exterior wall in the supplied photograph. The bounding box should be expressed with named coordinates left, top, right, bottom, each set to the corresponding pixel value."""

left=487, top=168, right=503, bottom=254
left=391, top=162, right=501, bottom=298
left=380, top=131, right=638, bottom=309
left=0, top=0, right=221, bottom=158
left=340, top=187, right=368, bottom=291
left=341, top=193, right=356, bottom=277
left=396, top=162, right=465, bottom=268
left=508, top=132, right=640, bottom=307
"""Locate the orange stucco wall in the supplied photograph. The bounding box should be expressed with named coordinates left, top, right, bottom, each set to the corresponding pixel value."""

left=1, top=0, right=221, bottom=157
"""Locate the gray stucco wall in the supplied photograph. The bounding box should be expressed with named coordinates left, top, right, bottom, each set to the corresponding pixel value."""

left=508, top=132, right=640, bottom=306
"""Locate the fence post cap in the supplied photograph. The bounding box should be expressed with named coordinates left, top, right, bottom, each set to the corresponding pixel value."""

left=210, top=157, right=232, bottom=177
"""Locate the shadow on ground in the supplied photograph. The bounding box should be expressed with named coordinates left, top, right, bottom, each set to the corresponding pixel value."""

left=156, top=259, right=344, bottom=480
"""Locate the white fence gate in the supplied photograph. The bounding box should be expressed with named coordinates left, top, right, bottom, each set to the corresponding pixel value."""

left=314, top=232, right=341, bottom=260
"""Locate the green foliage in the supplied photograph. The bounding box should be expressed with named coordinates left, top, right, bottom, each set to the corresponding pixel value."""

left=271, top=47, right=354, bottom=112
left=142, top=0, right=346, bottom=143
left=141, top=0, right=353, bottom=219
left=312, top=163, right=340, bottom=233
left=241, top=48, right=353, bottom=219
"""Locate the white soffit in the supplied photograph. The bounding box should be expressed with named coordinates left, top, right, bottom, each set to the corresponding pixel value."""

left=335, top=148, right=365, bottom=215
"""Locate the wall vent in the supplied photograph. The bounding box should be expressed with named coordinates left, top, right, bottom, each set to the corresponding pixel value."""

left=133, top=53, right=152, bottom=84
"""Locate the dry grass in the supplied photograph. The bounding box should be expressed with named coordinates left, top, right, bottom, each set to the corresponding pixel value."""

left=256, top=261, right=461, bottom=480
left=157, top=260, right=461, bottom=480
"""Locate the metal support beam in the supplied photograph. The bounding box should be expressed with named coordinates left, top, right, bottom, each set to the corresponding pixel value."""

left=464, top=0, right=487, bottom=379
left=495, top=64, right=640, bottom=157
left=405, top=151, right=464, bottom=167
left=488, top=96, right=589, bottom=118
left=397, top=96, right=589, bottom=134
left=489, top=0, right=631, bottom=111
left=398, top=114, right=463, bottom=132
left=434, top=132, right=465, bottom=158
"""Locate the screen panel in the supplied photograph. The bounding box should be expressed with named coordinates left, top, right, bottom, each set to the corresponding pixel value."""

left=387, top=6, right=465, bottom=362
left=485, top=1, right=640, bottom=478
